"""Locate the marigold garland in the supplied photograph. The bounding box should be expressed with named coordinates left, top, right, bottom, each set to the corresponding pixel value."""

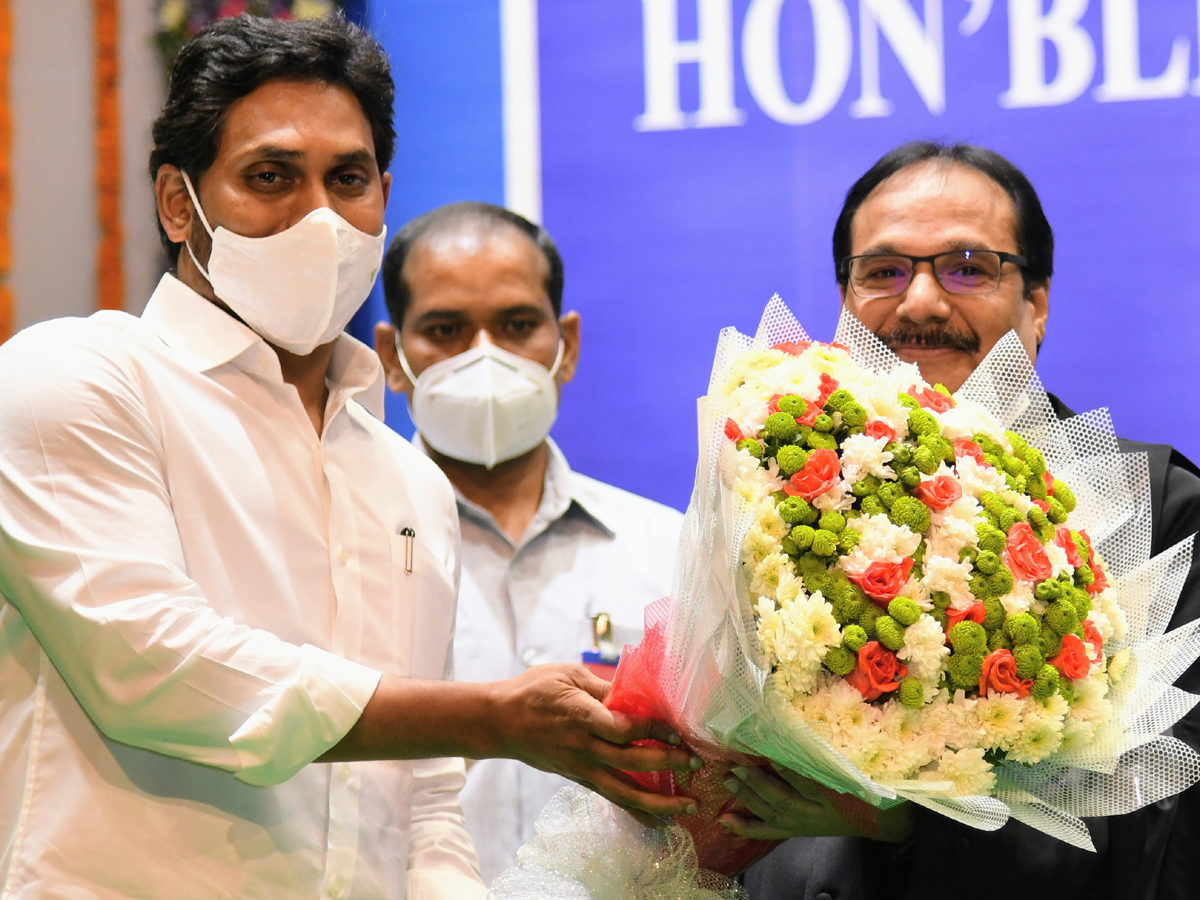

left=0, top=0, right=11, bottom=342
left=94, top=0, right=123, bottom=311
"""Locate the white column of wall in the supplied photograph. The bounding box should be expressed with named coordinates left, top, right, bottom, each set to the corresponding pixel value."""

left=12, top=0, right=97, bottom=329
left=120, top=0, right=167, bottom=316
left=10, top=1, right=165, bottom=332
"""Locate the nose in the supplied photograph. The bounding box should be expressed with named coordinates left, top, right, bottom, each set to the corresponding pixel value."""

left=287, top=182, right=336, bottom=229
left=895, top=262, right=952, bottom=324
left=468, top=329, right=494, bottom=349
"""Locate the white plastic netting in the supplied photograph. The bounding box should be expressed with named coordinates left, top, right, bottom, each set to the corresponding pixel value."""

left=488, top=786, right=746, bottom=900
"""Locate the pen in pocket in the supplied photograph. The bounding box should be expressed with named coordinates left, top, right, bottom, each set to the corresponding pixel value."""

left=400, top=527, right=415, bottom=574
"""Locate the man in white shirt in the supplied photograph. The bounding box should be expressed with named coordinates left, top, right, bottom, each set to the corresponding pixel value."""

left=372, top=202, right=686, bottom=881
left=0, top=16, right=696, bottom=900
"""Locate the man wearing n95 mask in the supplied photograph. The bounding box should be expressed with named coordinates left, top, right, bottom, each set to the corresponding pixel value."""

left=374, top=202, right=686, bottom=884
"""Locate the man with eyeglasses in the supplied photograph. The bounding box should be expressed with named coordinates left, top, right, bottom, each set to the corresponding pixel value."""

left=733, top=142, right=1200, bottom=900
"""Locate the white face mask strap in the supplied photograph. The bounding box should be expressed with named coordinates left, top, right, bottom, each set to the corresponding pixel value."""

left=394, top=334, right=420, bottom=386
left=547, top=338, right=565, bottom=380
left=179, top=170, right=216, bottom=283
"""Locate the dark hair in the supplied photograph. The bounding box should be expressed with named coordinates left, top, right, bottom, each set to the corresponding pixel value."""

left=149, top=14, right=395, bottom=262
left=832, top=141, right=1054, bottom=294
left=382, top=202, right=565, bottom=327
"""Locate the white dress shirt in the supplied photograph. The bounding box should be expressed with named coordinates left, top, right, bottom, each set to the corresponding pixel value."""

left=422, top=437, right=684, bottom=884
left=0, top=275, right=484, bottom=900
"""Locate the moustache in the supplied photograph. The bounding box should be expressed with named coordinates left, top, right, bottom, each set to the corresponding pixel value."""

left=877, top=324, right=980, bottom=355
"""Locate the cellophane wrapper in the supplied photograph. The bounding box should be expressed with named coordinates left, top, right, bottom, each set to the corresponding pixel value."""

left=490, top=298, right=1200, bottom=898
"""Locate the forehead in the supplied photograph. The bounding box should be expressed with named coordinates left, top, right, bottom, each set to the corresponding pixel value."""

left=215, top=77, right=375, bottom=163
left=849, top=161, right=1019, bottom=256
left=404, top=223, right=552, bottom=310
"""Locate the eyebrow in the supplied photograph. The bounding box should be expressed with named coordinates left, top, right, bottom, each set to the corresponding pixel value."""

left=857, top=239, right=1000, bottom=256
left=410, top=304, right=550, bottom=328
left=236, top=144, right=375, bottom=168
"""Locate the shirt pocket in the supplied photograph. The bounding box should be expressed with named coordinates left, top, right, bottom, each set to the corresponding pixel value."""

left=389, top=531, right=458, bottom=681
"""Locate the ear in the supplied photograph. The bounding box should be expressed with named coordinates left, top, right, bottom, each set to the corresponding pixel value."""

left=1028, top=278, right=1050, bottom=348
left=556, top=311, right=581, bottom=386
left=380, top=171, right=392, bottom=208
left=373, top=321, right=411, bottom=394
left=155, top=164, right=194, bottom=246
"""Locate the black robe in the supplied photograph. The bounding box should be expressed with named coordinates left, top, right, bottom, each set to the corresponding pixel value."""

left=744, top=396, right=1200, bottom=900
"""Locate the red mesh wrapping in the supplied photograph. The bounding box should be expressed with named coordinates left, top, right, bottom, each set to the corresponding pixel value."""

left=604, top=598, right=780, bottom=876
left=604, top=598, right=885, bottom=874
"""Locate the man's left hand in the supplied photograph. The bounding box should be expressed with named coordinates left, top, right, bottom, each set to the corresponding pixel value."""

left=718, top=763, right=913, bottom=842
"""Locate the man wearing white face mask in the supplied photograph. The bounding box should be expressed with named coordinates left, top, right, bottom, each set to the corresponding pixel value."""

left=373, top=202, right=686, bottom=883
left=0, top=17, right=700, bottom=900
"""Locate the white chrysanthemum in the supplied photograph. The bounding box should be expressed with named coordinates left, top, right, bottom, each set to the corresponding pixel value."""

left=1107, top=648, right=1132, bottom=685
left=1097, top=587, right=1128, bottom=643
left=940, top=689, right=981, bottom=750
left=974, top=692, right=1024, bottom=751
left=751, top=552, right=792, bottom=600
left=878, top=704, right=941, bottom=776
left=938, top=398, right=1006, bottom=446
left=811, top=479, right=854, bottom=512
left=929, top=747, right=996, bottom=797
left=839, top=514, right=922, bottom=577
left=720, top=348, right=790, bottom=394
left=954, top=455, right=1009, bottom=499
left=1009, top=703, right=1065, bottom=764
left=857, top=383, right=912, bottom=437
left=776, top=567, right=804, bottom=604
left=897, top=615, right=950, bottom=692
left=1086, top=609, right=1113, bottom=642
left=922, top=554, right=975, bottom=610
left=848, top=727, right=903, bottom=781
left=1044, top=542, right=1073, bottom=580
left=839, top=433, right=895, bottom=484
left=1002, top=489, right=1035, bottom=517
left=736, top=453, right=785, bottom=508
left=927, top=495, right=984, bottom=561
left=742, top=522, right=782, bottom=567
left=759, top=592, right=842, bottom=697
left=823, top=677, right=881, bottom=740
left=1001, top=580, right=1034, bottom=617
left=752, top=495, right=789, bottom=540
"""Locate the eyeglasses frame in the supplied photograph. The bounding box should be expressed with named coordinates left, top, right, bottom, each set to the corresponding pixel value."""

left=840, top=249, right=1030, bottom=299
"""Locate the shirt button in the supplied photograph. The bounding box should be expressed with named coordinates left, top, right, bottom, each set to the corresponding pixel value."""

left=328, top=880, right=345, bottom=899
left=521, top=647, right=539, bottom=667
left=339, top=763, right=352, bottom=783
left=954, top=836, right=971, bottom=855
left=815, top=893, right=834, bottom=900
left=336, top=545, right=348, bottom=566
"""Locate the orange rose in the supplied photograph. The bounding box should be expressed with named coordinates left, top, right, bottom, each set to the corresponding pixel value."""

left=979, top=648, right=1033, bottom=697
left=845, top=641, right=908, bottom=701
left=1049, top=633, right=1091, bottom=680
left=1080, top=529, right=1110, bottom=596
left=856, top=558, right=915, bottom=604
left=914, top=475, right=962, bottom=511
left=724, top=418, right=744, bottom=442
left=1005, top=522, right=1053, bottom=582
left=864, top=420, right=897, bottom=443
left=953, top=439, right=987, bottom=466
left=1083, top=620, right=1104, bottom=661
left=909, top=385, right=955, bottom=413
left=946, top=602, right=987, bottom=637
left=789, top=448, right=841, bottom=499
left=772, top=340, right=811, bottom=355
left=1054, top=527, right=1084, bottom=568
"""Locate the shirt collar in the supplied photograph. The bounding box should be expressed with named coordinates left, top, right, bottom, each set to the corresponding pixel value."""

left=140, top=273, right=385, bottom=420
left=412, top=435, right=617, bottom=541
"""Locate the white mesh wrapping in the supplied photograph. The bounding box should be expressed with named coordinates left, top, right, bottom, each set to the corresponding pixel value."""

left=488, top=787, right=746, bottom=900
left=496, top=298, right=1200, bottom=893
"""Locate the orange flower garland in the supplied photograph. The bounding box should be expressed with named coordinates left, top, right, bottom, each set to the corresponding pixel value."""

left=95, top=0, right=123, bottom=311
left=0, top=0, right=11, bottom=342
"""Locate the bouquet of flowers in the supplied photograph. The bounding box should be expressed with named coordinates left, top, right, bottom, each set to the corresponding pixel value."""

left=491, top=298, right=1200, bottom=900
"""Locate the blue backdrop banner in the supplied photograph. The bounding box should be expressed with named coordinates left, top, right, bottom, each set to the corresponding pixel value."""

left=364, top=1, right=1200, bottom=512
